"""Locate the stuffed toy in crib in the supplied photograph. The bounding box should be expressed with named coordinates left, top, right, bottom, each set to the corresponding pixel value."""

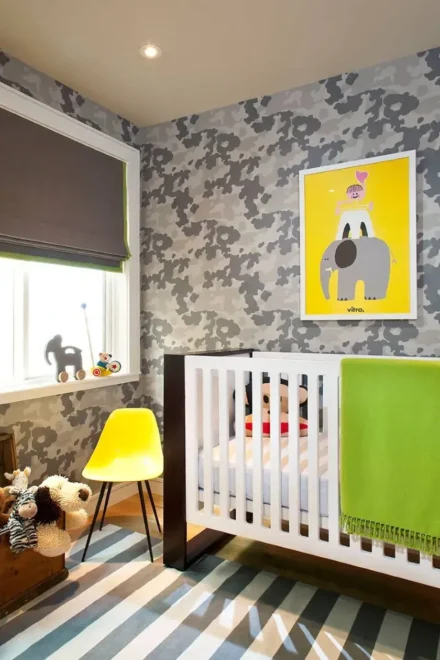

left=238, top=376, right=308, bottom=437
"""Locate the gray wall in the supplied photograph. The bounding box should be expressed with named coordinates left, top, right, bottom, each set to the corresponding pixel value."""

left=2, top=47, right=440, bottom=485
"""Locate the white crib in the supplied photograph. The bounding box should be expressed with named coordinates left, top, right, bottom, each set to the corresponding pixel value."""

left=184, top=351, right=440, bottom=589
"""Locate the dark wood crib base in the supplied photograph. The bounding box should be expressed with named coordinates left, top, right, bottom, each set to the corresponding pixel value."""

left=163, top=350, right=252, bottom=570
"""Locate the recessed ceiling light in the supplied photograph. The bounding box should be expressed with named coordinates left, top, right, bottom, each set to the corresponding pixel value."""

left=139, top=43, right=162, bottom=59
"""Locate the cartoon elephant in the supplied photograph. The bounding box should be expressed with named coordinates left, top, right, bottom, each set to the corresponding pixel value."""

left=320, top=237, right=391, bottom=301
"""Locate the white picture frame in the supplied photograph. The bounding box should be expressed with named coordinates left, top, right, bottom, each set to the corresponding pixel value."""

left=299, top=150, right=417, bottom=321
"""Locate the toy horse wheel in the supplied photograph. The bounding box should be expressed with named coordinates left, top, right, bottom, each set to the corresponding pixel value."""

left=75, top=369, right=86, bottom=381
left=58, top=371, right=69, bottom=383
left=92, top=367, right=101, bottom=377
left=108, top=361, right=121, bottom=373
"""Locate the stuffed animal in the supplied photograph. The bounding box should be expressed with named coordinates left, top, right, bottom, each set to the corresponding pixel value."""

left=0, top=488, right=8, bottom=527
left=241, top=376, right=308, bottom=438
left=33, top=475, right=91, bottom=557
left=0, top=489, right=38, bottom=553
left=4, top=467, right=36, bottom=494
left=0, top=487, right=15, bottom=527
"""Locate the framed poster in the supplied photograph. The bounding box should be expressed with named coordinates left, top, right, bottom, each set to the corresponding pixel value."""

left=300, top=151, right=417, bottom=320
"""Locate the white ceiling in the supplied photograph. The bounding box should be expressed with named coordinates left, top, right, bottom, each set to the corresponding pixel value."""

left=1, top=0, right=440, bottom=127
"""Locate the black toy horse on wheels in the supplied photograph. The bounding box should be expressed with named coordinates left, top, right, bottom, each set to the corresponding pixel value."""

left=45, top=335, right=86, bottom=383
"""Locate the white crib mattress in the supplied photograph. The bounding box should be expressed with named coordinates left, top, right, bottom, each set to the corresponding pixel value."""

left=198, top=433, right=329, bottom=516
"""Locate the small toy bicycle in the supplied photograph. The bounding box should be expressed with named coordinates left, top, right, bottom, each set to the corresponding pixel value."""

left=81, top=305, right=122, bottom=379
left=92, top=352, right=122, bottom=378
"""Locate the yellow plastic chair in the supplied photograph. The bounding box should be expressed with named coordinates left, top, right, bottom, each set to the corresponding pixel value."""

left=81, top=408, right=163, bottom=562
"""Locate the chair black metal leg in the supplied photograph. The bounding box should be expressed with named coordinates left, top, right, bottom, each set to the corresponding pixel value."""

left=145, top=480, right=162, bottom=534
left=82, top=482, right=107, bottom=562
left=138, top=481, right=154, bottom=563
left=100, top=482, right=113, bottom=531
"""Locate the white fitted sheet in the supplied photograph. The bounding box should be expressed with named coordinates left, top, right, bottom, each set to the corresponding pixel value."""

left=198, top=433, right=330, bottom=516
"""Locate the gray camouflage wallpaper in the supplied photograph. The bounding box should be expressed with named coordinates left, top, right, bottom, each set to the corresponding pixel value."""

left=2, top=46, right=440, bottom=486
left=139, top=47, right=440, bottom=420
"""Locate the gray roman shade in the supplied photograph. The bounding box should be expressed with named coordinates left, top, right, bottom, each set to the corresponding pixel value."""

left=0, top=107, right=129, bottom=270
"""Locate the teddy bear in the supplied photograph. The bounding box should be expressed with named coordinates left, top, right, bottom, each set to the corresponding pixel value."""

left=33, top=475, right=91, bottom=557
left=0, top=488, right=38, bottom=553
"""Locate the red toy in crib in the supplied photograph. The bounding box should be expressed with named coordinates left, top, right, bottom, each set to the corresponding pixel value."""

left=245, top=420, right=308, bottom=435
left=245, top=419, right=308, bottom=436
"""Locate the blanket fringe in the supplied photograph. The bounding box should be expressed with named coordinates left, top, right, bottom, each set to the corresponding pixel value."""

left=340, top=513, right=440, bottom=555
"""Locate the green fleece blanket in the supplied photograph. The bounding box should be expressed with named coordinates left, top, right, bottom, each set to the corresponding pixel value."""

left=341, top=358, right=440, bottom=554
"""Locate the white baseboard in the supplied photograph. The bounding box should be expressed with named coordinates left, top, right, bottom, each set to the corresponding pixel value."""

left=85, top=478, right=163, bottom=514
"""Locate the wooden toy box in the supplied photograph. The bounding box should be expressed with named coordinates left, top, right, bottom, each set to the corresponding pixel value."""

left=0, top=432, right=68, bottom=618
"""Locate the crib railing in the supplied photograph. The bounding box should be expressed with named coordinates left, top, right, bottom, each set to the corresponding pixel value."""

left=185, top=353, right=440, bottom=587
left=185, top=355, right=339, bottom=543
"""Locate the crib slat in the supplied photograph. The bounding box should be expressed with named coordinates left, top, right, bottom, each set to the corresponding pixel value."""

left=270, top=372, right=281, bottom=532
left=203, top=368, right=213, bottom=515
left=394, top=546, right=407, bottom=564
left=371, top=541, right=384, bottom=557
left=307, top=374, right=319, bottom=541
left=252, top=370, right=263, bottom=528
left=185, top=363, right=199, bottom=519
left=327, top=372, right=340, bottom=545
left=420, top=553, right=433, bottom=573
left=288, top=371, right=300, bottom=538
left=218, top=368, right=229, bottom=518
left=235, top=370, right=246, bottom=524
left=350, top=536, right=362, bottom=555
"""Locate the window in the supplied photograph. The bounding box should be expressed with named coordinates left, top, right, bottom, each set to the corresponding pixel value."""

left=1, top=254, right=139, bottom=399
left=0, top=259, right=14, bottom=384
left=0, top=251, right=140, bottom=401
left=0, top=258, right=111, bottom=388
left=0, top=81, right=140, bottom=403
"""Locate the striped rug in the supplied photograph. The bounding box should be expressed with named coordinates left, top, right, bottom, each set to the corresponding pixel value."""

left=1, top=525, right=439, bottom=659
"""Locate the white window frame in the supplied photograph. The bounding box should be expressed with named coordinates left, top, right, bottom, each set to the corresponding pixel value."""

left=0, top=82, right=140, bottom=404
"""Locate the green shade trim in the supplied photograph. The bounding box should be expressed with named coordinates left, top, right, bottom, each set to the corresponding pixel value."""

left=0, top=251, right=124, bottom=272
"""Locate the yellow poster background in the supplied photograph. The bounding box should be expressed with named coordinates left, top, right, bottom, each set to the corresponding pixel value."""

left=303, top=156, right=411, bottom=317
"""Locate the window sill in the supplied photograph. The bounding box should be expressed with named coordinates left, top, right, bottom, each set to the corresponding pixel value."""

left=0, top=373, right=140, bottom=406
